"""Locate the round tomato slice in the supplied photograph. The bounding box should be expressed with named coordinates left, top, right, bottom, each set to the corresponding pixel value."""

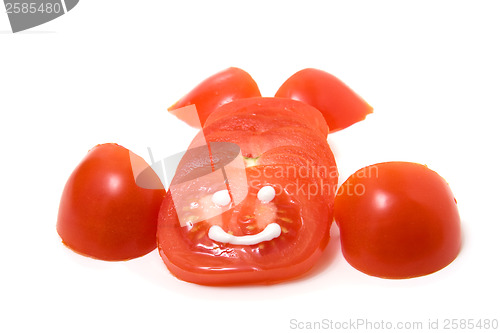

left=334, top=162, right=461, bottom=279
left=169, top=67, right=261, bottom=127
left=275, top=68, right=373, bottom=133
left=158, top=98, right=337, bottom=285
left=57, top=143, right=166, bottom=261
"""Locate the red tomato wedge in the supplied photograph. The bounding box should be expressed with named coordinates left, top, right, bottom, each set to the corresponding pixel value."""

left=168, top=67, right=261, bottom=128
left=158, top=98, right=338, bottom=285
left=334, top=162, right=461, bottom=279
left=57, top=143, right=166, bottom=261
left=275, top=68, right=373, bottom=133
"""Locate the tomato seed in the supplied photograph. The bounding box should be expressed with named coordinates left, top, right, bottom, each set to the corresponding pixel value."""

left=280, top=217, right=293, bottom=223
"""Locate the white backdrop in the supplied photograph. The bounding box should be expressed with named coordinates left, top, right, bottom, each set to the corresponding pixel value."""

left=1, top=1, right=499, bottom=332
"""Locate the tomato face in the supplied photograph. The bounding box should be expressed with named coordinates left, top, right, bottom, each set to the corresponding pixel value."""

left=334, top=162, right=461, bottom=279
left=57, top=143, right=166, bottom=261
left=168, top=67, right=261, bottom=127
left=275, top=68, right=373, bottom=133
left=158, top=98, right=338, bottom=285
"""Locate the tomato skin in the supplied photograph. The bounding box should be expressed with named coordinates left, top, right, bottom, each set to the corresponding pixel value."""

left=275, top=68, right=373, bottom=133
left=168, top=67, right=261, bottom=127
left=57, top=143, right=166, bottom=261
left=334, top=162, right=461, bottom=279
left=158, top=98, right=338, bottom=285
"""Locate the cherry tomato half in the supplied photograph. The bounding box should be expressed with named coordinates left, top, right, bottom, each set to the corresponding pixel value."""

left=334, top=162, right=461, bottom=279
left=57, top=143, right=166, bottom=261
left=168, top=67, right=261, bottom=127
left=275, top=68, right=373, bottom=133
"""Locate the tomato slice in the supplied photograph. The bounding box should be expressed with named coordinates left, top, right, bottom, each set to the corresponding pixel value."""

left=169, top=67, right=261, bottom=128
left=157, top=98, right=338, bottom=285
left=334, top=162, right=461, bottom=279
left=275, top=68, right=373, bottom=133
left=57, top=143, right=166, bottom=261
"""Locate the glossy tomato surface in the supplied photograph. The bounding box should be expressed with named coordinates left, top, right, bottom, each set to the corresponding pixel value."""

left=334, top=162, right=461, bottom=279
left=168, top=67, right=261, bottom=127
left=158, top=98, right=338, bottom=285
left=275, top=68, right=373, bottom=133
left=57, top=143, right=166, bottom=261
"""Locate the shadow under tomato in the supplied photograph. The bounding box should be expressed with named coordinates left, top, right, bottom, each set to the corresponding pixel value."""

left=122, top=249, right=175, bottom=287
left=122, top=222, right=342, bottom=292
left=281, top=221, right=341, bottom=285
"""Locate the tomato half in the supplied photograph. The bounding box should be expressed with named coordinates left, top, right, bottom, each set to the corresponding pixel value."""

left=57, top=143, right=166, bottom=261
left=334, top=162, right=461, bottom=278
left=158, top=98, right=338, bottom=285
left=275, top=68, right=373, bottom=133
left=168, top=67, right=261, bottom=128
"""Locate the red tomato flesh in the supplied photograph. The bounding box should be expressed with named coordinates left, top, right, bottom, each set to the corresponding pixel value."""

left=57, top=143, right=166, bottom=261
left=334, top=162, right=461, bottom=278
left=158, top=98, right=338, bottom=285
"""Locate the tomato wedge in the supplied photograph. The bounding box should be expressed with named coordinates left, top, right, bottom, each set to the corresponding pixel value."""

left=168, top=67, right=261, bottom=128
left=275, top=68, right=373, bottom=132
left=158, top=98, right=338, bottom=285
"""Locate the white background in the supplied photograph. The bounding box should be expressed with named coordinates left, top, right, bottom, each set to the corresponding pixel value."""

left=1, top=1, right=499, bottom=332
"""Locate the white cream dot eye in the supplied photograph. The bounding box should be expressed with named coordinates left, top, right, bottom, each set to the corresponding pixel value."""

left=211, top=189, right=231, bottom=207
left=257, top=186, right=276, bottom=203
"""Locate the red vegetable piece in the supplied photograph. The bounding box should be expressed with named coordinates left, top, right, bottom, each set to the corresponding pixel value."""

left=169, top=67, right=261, bottom=128
left=158, top=98, right=338, bottom=285
left=275, top=68, right=373, bottom=132
left=57, top=143, right=166, bottom=261
left=334, top=162, right=461, bottom=278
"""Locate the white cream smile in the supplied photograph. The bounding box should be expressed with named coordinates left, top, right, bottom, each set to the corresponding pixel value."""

left=208, top=223, right=281, bottom=245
